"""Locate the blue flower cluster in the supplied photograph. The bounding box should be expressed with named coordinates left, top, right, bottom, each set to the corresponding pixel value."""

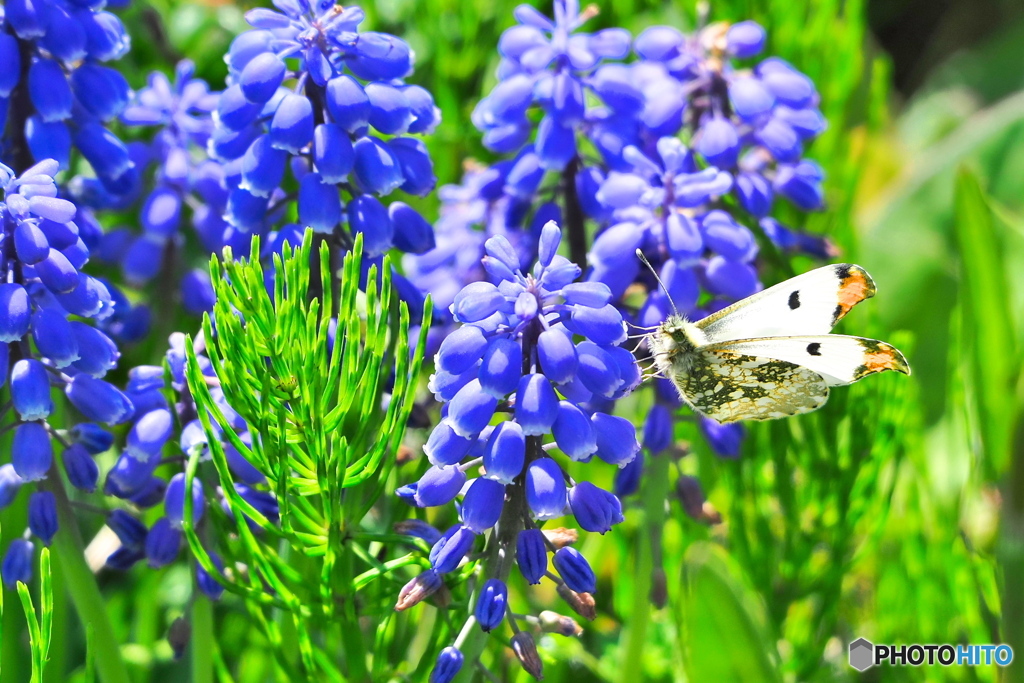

left=396, top=222, right=641, bottom=681
left=97, top=333, right=266, bottom=593
left=210, top=0, right=438, bottom=257
left=407, top=5, right=834, bottom=469
left=0, top=0, right=135, bottom=202
left=0, top=160, right=136, bottom=587
left=104, top=60, right=222, bottom=314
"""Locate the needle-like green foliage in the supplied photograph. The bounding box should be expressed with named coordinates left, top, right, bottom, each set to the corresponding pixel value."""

left=180, top=232, right=431, bottom=679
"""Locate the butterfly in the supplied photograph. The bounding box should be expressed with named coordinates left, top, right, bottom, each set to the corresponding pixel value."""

left=643, top=258, right=910, bottom=423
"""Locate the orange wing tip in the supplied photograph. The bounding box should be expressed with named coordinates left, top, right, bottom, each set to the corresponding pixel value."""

left=855, top=339, right=911, bottom=379
left=833, top=264, right=877, bottom=324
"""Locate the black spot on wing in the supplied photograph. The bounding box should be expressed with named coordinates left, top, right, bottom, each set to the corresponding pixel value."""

left=806, top=342, right=822, bottom=356
left=831, top=304, right=843, bottom=326
left=835, top=264, right=852, bottom=280
left=788, top=291, right=800, bottom=310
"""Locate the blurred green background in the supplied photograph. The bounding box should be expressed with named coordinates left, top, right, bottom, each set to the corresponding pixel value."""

left=5, top=0, right=1024, bottom=681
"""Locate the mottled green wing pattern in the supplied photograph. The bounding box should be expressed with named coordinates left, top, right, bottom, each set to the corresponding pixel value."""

left=673, top=349, right=831, bottom=423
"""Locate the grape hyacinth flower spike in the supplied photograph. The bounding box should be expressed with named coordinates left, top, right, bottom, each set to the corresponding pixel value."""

left=211, top=0, right=439, bottom=264
left=0, top=159, right=134, bottom=580
left=397, top=221, right=640, bottom=680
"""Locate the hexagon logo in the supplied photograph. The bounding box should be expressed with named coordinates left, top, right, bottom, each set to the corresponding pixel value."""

left=849, top=638, right=874, bottom=671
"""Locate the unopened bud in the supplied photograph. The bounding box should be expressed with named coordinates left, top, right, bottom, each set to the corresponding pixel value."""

left=677, top=475, right=715, bottom=523
left=701, top=502, right=722, bottom=525
left=650, top=567, right=668, bottom=609
left=511, top=631, right=544, bottom=680
left=556, top=583, right=596, bottom=621
left=168, top=616, right=191, bottom=660
left=542, top=527, right=578, bottom=548
left=396, top=445, right=416, bottom=466
left=395, top=570, right=442, bottom=611
left=539, top=610, right=583, bottom=637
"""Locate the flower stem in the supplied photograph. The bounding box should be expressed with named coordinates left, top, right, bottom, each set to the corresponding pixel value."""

left=561, top=157, right=588, bottom=273
left=42, top=476, right=131, bottom=683
left=619, top=452, right=671, bottom=682
left=191, top=596, right=214, bottom=683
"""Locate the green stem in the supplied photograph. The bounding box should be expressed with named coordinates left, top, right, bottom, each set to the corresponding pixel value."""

left=1000, top=409, right=1024, bottom=681
left=619, top=453, right=671, bottom=682
left=42, top=477, right=131, bottom=683
left=191, top=596, right=214, bottom=683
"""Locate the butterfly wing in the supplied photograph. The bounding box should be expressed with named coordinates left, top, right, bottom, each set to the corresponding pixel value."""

left=671, top=347, right=831, bottom=423
left=696, top=264, right=876, bottom=343
left=699, top=335, right=910, bottom=386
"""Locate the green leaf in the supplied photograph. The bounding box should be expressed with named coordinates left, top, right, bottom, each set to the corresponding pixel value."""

left=678, top=543, right=782, bottom=683
left=953, top=167, right=1018, bottom=474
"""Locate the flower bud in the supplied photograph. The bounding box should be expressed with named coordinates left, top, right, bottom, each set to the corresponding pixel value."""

left=650, top=567, right=668, bottom=609
left=568, top=482, right=624, bottom=534
left=196, top=553, right=225, bottom=600
left=240, top=135, right=287, bottom=198
left=478, top=337, right=522, bottom=398
left=168, top=616, right=191, bottom=661
left=395, top=569, right=443, bottom=611
left=539, top=610, right=583, bottom=637
left=698, top=417, right=744, bottom=458
left=726, top=20, right=766, bottom=58
left=676, top=475, right=722, bottom=525
left=482, top=421, right=525, bottom=484
left=591, top=412, right=639, bottom=467
left=447, top=379, right=497, bottom=438
left=108, top=509, right=147, bottom=549
left=613, top=450, right=644, bottom=497
left=297, top=172, right=341, bottom=233
left=511, top=631, right=543, bottom=680
left=556, top=583, right=597, bottom=621
left=409, top=465, right=466, bottom=508
left=0, top=283, right=31, bottom=342
left=516, top=528, right=548, bottom=584
left=553, top=547, right=596, bottom=594
left=429, top=525, right=476, bottom=574
left=62, top=443, right=99, bottom=492
left=516, top=374, right=558, bottom=436
left=394, top=520, right=442, bottom=546
left=239, top=52, right=285, bottom=104
left=269, top=93, right=314, bottom=153
left=32, top=308, right=79, bottom=367
left=126, top=408, right=173, bottom=460
left=313, top=123, right=354, bottom=183
left=70, top=323, right=120, bottom=378
left=475, top=578, right=508, bottom=632
left=1, top=539, right=34, bottom=588
left=348, top=194, right=393, bottom=257
left=325, top=75, right=370, bottom=132
left=11, top=359, right=53, bottom=421
left=437, top=325, right=489, bottom=375
left=541, top=527, right=578, bottom=549
left=28, top=491, right=58, bottom=545
left=165, top=473, right=205, bottom=529
left=552, top=401, right=597, bottom=461
left=429, top=646, right=464, bottom=683
left=525, top=457, right=567, bottom=521
left=12, top=422, right=52, bottom=482
left=0, top=464, right=23, bottom=509
left=66, top=374, right=135, bottom=425
left=460, top=477, right=505, bottom=533
left=106, top=451, right=160, bottom=497
left=145, top=517, right=183, bottom=568
left=352, top=137, right=403, bottom=196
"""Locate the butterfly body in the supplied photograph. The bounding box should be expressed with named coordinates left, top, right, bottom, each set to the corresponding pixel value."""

left=647, top=263, right=910, bottom=424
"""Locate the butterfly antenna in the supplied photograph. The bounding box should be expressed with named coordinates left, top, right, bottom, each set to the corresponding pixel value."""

left=635, top=249, right=680, bottom=317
